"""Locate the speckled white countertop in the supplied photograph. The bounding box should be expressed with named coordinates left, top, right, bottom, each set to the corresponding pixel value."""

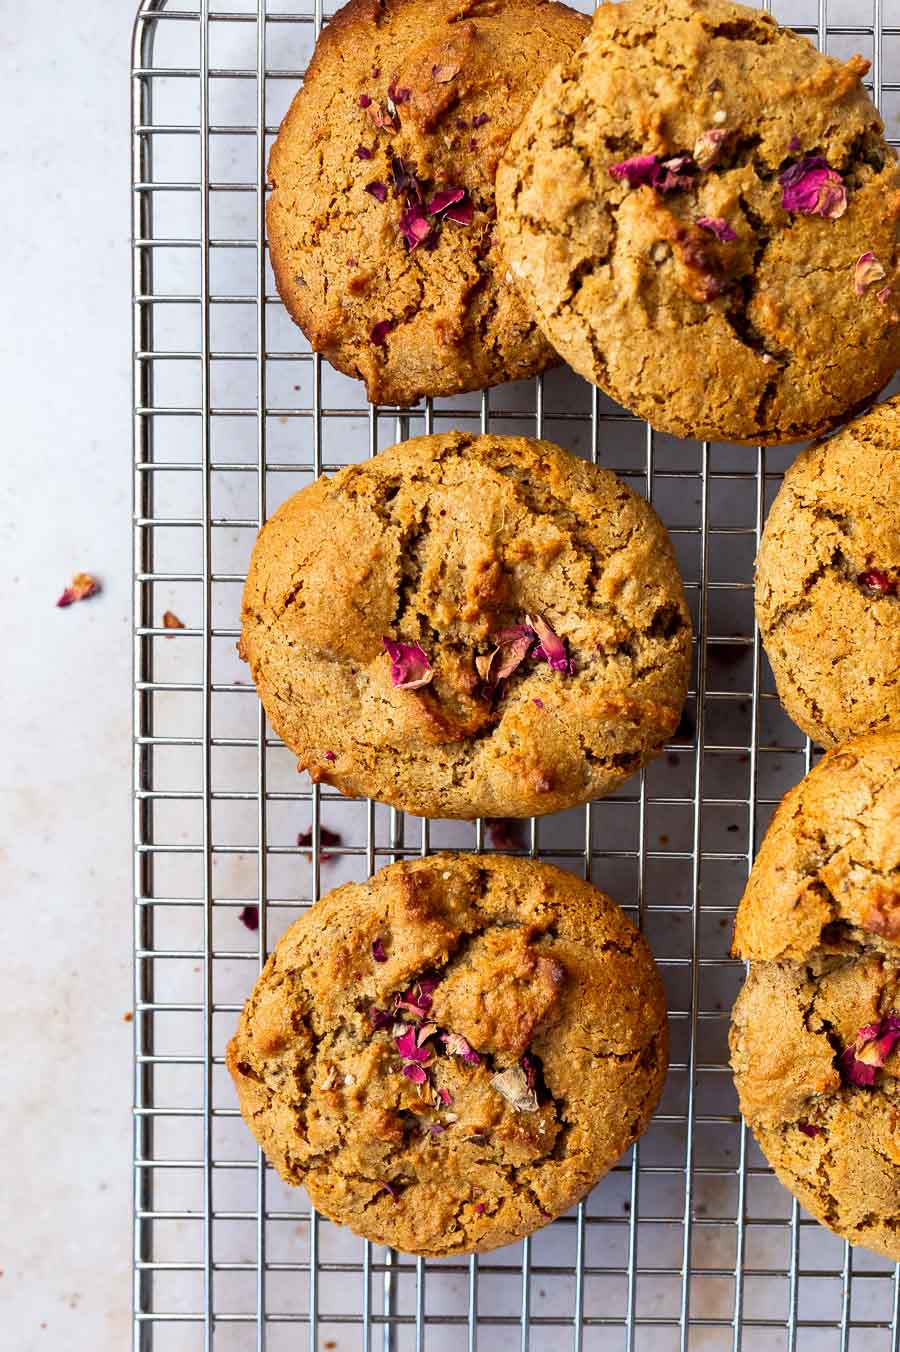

left=4, top=4, right=136, bottom=1347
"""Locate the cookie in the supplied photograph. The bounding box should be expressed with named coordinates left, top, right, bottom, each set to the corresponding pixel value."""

left=267, top=0, right=589, bottom=406
left=239, top=431, right=691, bottom=820
left=730, top=733, right=900, bottom=1261
left=227, top=853, right=669, bottom=1256
left=495, top=0, right=900, bottom=445
left=756, top=396, right=900, bottom=748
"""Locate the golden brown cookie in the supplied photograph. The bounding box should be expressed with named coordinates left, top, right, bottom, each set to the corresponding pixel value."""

left=756, top=396, right=900, bottom=748
left=239, top=431, right=691, bottom=819
left=227, top=853, right=669, bottom=1256
left=495, top=0, right=900, bottom=444
left=267, top=0, right=589, bottom=406
left=730, top=733, right=900, bottom=1260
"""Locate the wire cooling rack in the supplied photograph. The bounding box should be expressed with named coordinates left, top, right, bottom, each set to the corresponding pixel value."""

left=131, top=0, right=900, bottom=1347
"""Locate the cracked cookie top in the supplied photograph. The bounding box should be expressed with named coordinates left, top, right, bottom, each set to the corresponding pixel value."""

left=730, top=734, right=900, bottom=1260
left=239, top=431, right=691, bottom=819
left=266, top=0, right=589, bottom=406
left=756, top=396, right=900, bottom=748
left=495, top=0, right=900, bottom=445
left=227, top=853, right=668, bottom=1256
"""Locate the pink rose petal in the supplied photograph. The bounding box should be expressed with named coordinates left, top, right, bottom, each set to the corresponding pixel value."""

left=779, top=156, right=847, bottom=219
left=527, top=614, right=573, bottom=674
left=356, top=144, right=373, bottom=160
left=437, top=1087, right=452, bottom=1106
left=475, top=624, right=536, bottom=688
left=383, top=636, right=433, bottom=689
left=472, top=113, right=490, bottom=128
left=858, top=568, right=896, bottom=595
left=609, top=154, right=660, bottom=189
left=370, top=1005, right=393, bottom=1031
left=693, top=128, right=726, bottom=170
left=798, top=1121, right=823, bottom=1138
left=365, top=180, right=387, bottom=202
left=854, top=250, right=887, bottom=296
left=358, top=93, right=372, bottom=108
left=238, top=904, right=259, bottom=932
left=372, top=938, right=388, bottom=963
left=533, top=698, right=544, bottom=709
left=427, top=186, right=466, bottom=216
left=442, top=1031, right=482, bottom=1066
left=402, top=1063, right=428, bottom=1084
left=657, top=154, right=696, bottom=193
left=474, top=1202, right=485, bottom=1215
left=697, top=216, right=738, bottom=243
left=399, top=203, right=432, bottom=251
left=840, top=1014, right=900, bottom=1087
left=57, top=571, right=100, bottom=608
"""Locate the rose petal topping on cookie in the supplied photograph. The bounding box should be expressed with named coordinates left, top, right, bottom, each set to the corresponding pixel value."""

left=444, top=197, right=474, bottom=226
left=854, top=251, right=887, bottom=296
left=437, top=1087, right=452, bottom=1106
left=474, top=1201, right=485, bottom=1214
left=533, top=698, right=544, bottom=709
left=877, top=286, right=894, bottom=306
left=379, top=1181, right=399, bottom=1200
left=528, top=614, right=573, bottom=674
left=520, top=1051, right=539, bottom=1092
left=693, top=129, right=726, bottom=170
left=427, top=186, right=466, bottom=216
left=387, top=80, right=411, bottom=105
left=476, top=624, right=536, bottom=687
left=472, top=112, right=490, bottom=128
left=356, top=144, right=373, bottom=160
left=383, top=637, right=434, bottom=688
left=323, top=749, right=337, bottom=762
left=367, top=101, right=399, bottom=133
left=369, top=319, right=393, bottom=347
left=779, top=156, right=847, bottom=219
left=490, top=1064, right=539, bottom=1113
left=697, top=217, right=738, bottom=243
left=399, top=204, right=433, bottom=251
left=395, top=976, right=439, bottom=1020
left=858, top=568, right=896, bottom=595
left=788, top=134, right=802, bottom=152
left=238, top=904, right=259, bottom=932
left=797, top=1121, right=823, bottom=1138
left=358, top=93, right=372, bottom=108
left=395, top=1025, right=433, bottom=1065
left=365, top=180, right=388, bottom=202
left=370, top=1005, right=393, bottom=1031
left=609, top=154, right=660, bottom=189
left=657, top=154, right=696, bottom=193
left=840, top=1014, right=900, bottom=1087
left=372, top=938, right=388, bottom=963
left=441, top=1031, right=482, bottom=1065
left=57, top=571, right=100, bottom=608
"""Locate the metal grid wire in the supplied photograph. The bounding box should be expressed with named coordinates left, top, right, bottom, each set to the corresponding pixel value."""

left=131, top=0, right=900, bottom=1347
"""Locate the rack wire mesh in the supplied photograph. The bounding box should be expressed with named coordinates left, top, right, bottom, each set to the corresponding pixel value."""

left=131, top=0, right=900, bottom=1346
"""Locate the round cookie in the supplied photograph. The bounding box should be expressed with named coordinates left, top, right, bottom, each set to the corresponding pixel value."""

left=227, top=853, right=669, bottom=1256
left=267, top=0, right=589, bottom=406
left=730, top=733, right=900, bottom=1261
left=239, top=431, right=691, bottom=819
left=756, top=396, right=900, bottom=748
left=495, top=0, right=900, bottom=445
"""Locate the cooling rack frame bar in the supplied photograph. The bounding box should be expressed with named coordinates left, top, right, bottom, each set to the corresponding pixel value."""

left=132, top=1, right=900, bottom=1349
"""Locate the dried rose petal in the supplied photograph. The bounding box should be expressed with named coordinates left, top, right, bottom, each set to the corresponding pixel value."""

left=430, top=1122, right=446, bottom=1134
left=358, top=94, right=372, bottom=108
left=402, top=1063, right=428, bottom=1084
left=383, top=636, right=433, bottom=689
left=442, top=1031, right=482, bottom=1065
left=657, top=154, right=696, bottom=193
left=797, top=1121, right=823, bottom=1138
left=486, top=818, right=525, bottom=851
left=788, top=134, right=802, bottom=153
left=379, top=1180, right=399, bottom=1199
left=692, top=128, right=726, bottom=170
left=57, top=571, right=100, bottom=608
left=490, top=1065, right=539, bottom=1113
left=431, top=62, right=460, bottom=82
left=372, top=938, right=388, bottom=963
left=396, top=1026, right=432, bottom=1064
left=779, top=156, right=847, bottom=219
left=476, top=624, right=536, bottom=688
left=697, top=216, right=738, bottom=243
left=370, top=1005, right=393, bottom=1031
left=387, top=80, right=411, bottom=105
left=472, top=112, right=490, bottom=128
left=395, top=976, right=439, bottom=1021
left=520, top=1051, right=539, bottom=1092
left=436, top=1087, right=452, bottom=1107
left=444, top=198, right=474, bottom=226
left=427, top=186, right=466, bottom=216
left=297, top=824, right=342, bottom=861
left=238, top=904, right=259, bottom=932
left=877, top=285, right=893, bottom=306
left=533, top=698, right=544, bottom=709
left=854, top=250, right=887, bottom=296
left=370, top=319, right=393, bottom=347
left=858, top=568, right=896, bottom=595
left=356, top=145, right=373, bottom=161
left=163, top=609, right=185, bottom=632
left=399, top=203, right=432, bottom=251
left=840, top=1014, right=900, bottom=1087
left=609, top=154, right=660, bottom=189
left=323, top=749, right=337, bottom=763
left=367, top=101, right=399, bottom=132
left=474, top=1201, right=485, bottom=1215
left=365, top=180, right=387, bottom=202
left=528, top=614, right=573, bottom=675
